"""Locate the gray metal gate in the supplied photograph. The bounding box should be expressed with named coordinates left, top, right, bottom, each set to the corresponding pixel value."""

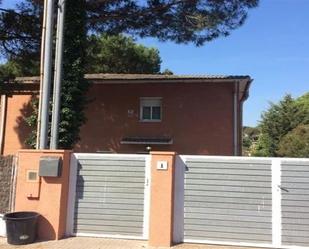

left=183, top=156, right=273, bottom=246
left=281, top=160, right=309, bottom=247
left=69, top=153, right=150, bottom=239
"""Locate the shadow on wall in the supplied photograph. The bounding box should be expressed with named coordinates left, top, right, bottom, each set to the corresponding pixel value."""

left=14, top=95, right=37, bottom=150
left=38, top=215, right=56, bottom=240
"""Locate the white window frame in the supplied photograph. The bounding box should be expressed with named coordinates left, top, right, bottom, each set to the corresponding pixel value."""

left=140, top=97, right=162, bottom=122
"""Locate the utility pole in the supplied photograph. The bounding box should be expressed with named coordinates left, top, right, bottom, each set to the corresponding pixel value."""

left=39, top=0, right=55, bottom=149
left=50, top=0, right=66, bottom=149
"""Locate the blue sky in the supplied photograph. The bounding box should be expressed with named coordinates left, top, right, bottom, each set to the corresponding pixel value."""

left=2, top=0, right=309, bottom=126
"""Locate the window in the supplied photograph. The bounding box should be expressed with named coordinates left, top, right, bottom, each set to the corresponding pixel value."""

left=140, top=97, right=162, bottom=121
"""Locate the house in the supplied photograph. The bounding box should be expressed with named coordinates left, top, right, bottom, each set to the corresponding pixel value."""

left=0, top=74, right=252, bottom=155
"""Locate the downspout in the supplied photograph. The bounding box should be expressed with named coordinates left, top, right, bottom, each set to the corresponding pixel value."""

left=233, top=81, right=239, bottom=156
left=0, top=95, right=7, bottom=155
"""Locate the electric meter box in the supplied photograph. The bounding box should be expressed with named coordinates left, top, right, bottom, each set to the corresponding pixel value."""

left=39, top=156, right=62, bottom=177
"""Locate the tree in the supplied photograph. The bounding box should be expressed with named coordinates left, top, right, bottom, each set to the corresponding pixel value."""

left=253, top=94, right=309, bottom=157
left=0, top=34, right=164, bottom=78
left=0, top=58, right=39, bottom=77
left=253, top=95, right=298, bottom=156
left=277, top=124, right=309, bottom=158
left=0, top=0, right=41, bottom=70
left=242, top=126, right=260, bottom=156
left=0, top=60, right=23, bottom=91
left=295, top=92, right=309, bottom=124
left=0, top=0, right=259, bottom=60
left=86, top=34, right=161, bottom=74
left=0, top=61, right=21, bottom=80
left=0, top=0, right=40, bottom=89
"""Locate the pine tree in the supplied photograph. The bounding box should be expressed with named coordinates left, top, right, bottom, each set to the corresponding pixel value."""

left=86, top=34, right=161, bottom=74
left=253, top=94, right=309, bottom=157
left=278, top=124, right=309, bottom=158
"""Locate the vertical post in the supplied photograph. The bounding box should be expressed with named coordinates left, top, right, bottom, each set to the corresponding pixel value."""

left=50, top=0, right=66, bottom=149
left=39, top=0, right=55, bottom=149
left=149, top=151, right=176, bottom=247
left=272, top=159, right=282, bottom=247
left=173, top=155, right=185, bottom=244
left=36, top=0, right=48, bottom=149
left=65, top=153, right=78, bottom=236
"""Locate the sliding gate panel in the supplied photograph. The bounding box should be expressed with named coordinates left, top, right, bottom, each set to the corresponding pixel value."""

left=281, top=160, right=309, bottom=247
left=183, top=157, right=272, bottom=245
left=73, top=154, right=148, bottom=238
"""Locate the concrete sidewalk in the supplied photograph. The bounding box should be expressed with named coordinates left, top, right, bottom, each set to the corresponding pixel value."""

left=0, top=237, right=146, bottom=249
left=0, top=237, right=264, bottom=249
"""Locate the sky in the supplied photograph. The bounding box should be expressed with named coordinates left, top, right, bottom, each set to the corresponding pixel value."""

left=2, top=0, right=309, bottom=127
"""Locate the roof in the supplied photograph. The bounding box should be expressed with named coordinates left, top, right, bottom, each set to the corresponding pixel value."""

left=8, top=73, right=252, bottom=101
left=14, top=73, right=251, bottom=84
left=84, top=73, right=251, bottom=81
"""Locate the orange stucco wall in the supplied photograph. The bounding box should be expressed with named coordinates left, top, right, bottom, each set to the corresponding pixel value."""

left=76, top=82, right=235, bottom=155
left=2, top=82, right=240, bottom=156
left=13, top=149, right=178, bottom=245
left=149, top=151, right=176, bottom=247
left=14, top=150, right=72, bottom=240
left=2, top=94, right=34, bottom=155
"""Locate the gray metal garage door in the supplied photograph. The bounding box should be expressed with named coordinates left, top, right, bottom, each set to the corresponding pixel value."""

left=281, top=160, right=309, bottom=247
left=73, top=154, right=149, bottom=239
left=183, top=156, right=273, bottom=246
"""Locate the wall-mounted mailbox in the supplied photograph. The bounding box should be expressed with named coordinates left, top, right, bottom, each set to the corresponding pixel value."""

left=39, top=156, right=62, bottom=177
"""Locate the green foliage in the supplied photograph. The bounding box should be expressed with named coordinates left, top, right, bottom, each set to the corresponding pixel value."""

left=252, top=133, right=273, bottom=157
left=253, top=93, right=309, bottom=157
left=0, top=58, right=39, bottom=78
left=0, top=60, right=20, bottom=90
left=0, top=0, right=41, bottom=65
left=86, top=34, right=161, bottom=74
left=57, top=0, right=88, bottom=149
left=0, top=0, right=259, bottom=59
left=0, top=61, right=21, bottom=79
left=295, top=92, right=309, bottom=124
left=1, top=33, right=164, bottom=81
left=277, top=124, right=309, bottom=158
left=23, top=98, right=39, bottom=148
left=242, top=126, right=260, bottom=156
left=0, top=62, right=14, bottom=91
